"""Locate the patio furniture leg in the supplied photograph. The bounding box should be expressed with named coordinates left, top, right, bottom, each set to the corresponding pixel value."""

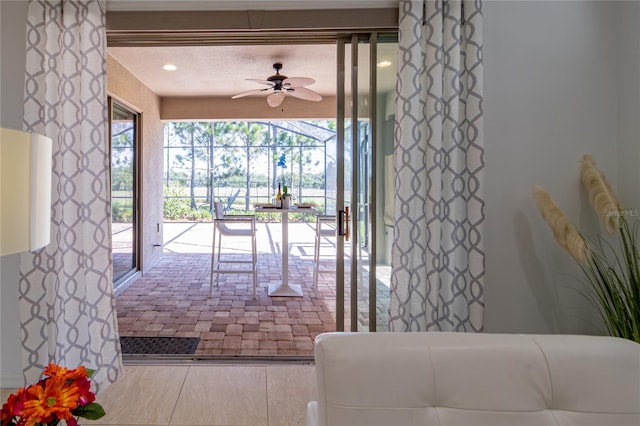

left=252, top=232, right=257, bottom=299
left=216, top=231, right=222, bottom=287
left=210, top=225, right=217, bottom=297
left=313, top=229, right=321, bottom=289
left=313, top=215, right=336, bottom=290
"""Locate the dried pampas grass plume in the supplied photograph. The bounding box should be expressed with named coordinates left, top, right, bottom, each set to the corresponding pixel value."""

left=533, top=185, right=589, bottom=264
left=580, top=154, right=621, bottom=234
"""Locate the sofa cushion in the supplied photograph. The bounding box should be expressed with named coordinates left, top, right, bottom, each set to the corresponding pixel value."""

left=530, top=334, right=640, bottom=413
left=310, top=332, right=640, bottom=426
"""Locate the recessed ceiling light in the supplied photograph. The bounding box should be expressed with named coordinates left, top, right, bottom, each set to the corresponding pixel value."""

left=377, top=58, right=392, bottom=68
left=162, top=64, right=177, bottom=71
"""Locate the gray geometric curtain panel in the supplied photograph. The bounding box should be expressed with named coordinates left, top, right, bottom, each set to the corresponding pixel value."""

left=389, top=0, right=485, bottom=332
left=20, top=0, right=123, bottom=390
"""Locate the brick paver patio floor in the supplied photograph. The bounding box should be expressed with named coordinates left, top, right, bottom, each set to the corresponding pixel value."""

left=116, top=221, right=340, bottom=357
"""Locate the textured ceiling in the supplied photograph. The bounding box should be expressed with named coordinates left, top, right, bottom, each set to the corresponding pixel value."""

left=108, top=44, right=337, bottom=98
left=106, top=1, right=398, bottom=99
left=108, top=42, right=398, bottom=98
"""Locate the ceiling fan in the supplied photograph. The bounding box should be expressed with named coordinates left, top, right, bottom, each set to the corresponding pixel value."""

left=231, top=62, right=323, bottom=107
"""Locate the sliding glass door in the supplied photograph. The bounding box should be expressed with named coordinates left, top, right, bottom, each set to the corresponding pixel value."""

left=109, top=99, right=140, bottom=286
left=373, top=36, right=398, bottom=331
left=336, top=34, right=398, bottom=331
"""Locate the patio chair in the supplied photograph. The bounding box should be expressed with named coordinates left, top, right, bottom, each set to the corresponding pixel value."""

left=210, top=201, right=258, bottom=298
left=313, top=214, right=336, bottom=289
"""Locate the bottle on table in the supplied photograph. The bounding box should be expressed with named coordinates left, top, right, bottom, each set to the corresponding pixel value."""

left=276, top=183, right=282, bottom=209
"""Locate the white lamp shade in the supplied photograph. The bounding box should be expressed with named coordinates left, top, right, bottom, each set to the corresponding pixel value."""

left=0, top=128, right=52, bottom=256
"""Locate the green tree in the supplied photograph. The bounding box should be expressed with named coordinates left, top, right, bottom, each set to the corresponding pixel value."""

left=169, top=122, right=212, bottom=209
left=111, top=125, right=134, bottom=193
left=164, top=120, right=336, bottom=215
left=216, top=122, right=268, bottom=210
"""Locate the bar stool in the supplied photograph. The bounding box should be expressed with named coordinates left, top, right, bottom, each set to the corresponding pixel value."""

left=313, top=214, right=336, bottom=289
left=210, top=201, right=258, bottom=298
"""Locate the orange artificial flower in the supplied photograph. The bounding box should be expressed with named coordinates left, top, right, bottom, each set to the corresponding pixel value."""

left=2, top=364, right=104, bottom=426
left=43, top=364, right=88, bottom=382
left=0, top=388, right=27, bottom=426
left=21, top=376, right=80, bottom=426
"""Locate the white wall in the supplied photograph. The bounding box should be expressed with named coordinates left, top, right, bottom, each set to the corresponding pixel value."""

left=483, top=1, right=634, bottom=334
left=616, top=1, right=640, bottom=212
left=0, top=0, right=29, bottom=387
left=107, top=57, right=165, bottom=275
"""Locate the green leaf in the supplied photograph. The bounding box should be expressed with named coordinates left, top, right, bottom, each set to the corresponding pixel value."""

left=85, top=368, right=96, bottom=379
left=73, top=402, right=106, bottom=420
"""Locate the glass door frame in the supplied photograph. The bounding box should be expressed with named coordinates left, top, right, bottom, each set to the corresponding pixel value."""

left=108, top=97, right=141, bottom=289
left=336, top=37, right=346, bottom=332
left=336, top=33, right=384, bottom=332
left=105, top=24, right=398, bottom=331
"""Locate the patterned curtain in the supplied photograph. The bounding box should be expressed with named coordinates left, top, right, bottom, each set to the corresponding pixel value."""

left=389, top=0, right=485, bottom=332
left=19, top=0, right=123, bottom=390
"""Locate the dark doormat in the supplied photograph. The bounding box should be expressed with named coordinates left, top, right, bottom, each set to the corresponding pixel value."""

left=120, top=336, right=200, bottom=355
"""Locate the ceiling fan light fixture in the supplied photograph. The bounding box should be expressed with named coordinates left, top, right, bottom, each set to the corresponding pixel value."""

left=267, top=91, right=285, bottom=108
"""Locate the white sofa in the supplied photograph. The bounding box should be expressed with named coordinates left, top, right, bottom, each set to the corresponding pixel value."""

left=307, top=332, right=640, bottom=426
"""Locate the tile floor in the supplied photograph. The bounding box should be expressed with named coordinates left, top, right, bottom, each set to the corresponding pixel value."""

left=1, top=220, right=388, bottom=424
left=117, top=222, right=339, bottom=357
left=2, top=364, right=318, bottom=426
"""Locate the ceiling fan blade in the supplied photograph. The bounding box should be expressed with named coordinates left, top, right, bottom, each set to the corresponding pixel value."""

left=282, top=77, right=315, bottom=88
left=267, top=91, right=285, bottom=107
left=286, top=87, right=322, bottom=102
left=246, top=79, right=275, bottom=86
left=231, top=88, right=269, bottom=99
